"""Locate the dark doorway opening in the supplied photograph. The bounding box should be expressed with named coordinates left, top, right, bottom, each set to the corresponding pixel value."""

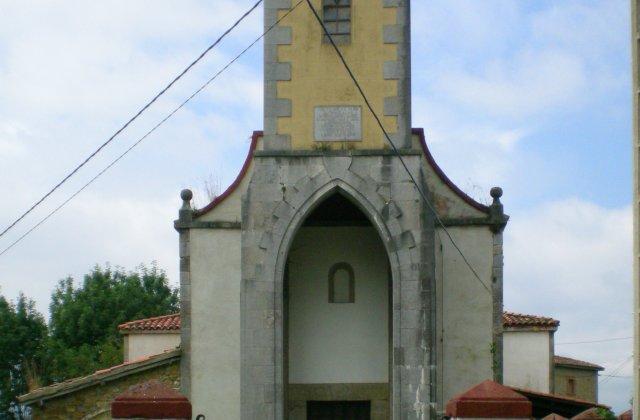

left=307, top=400, right=371, bottom=420
left=303, top=192, right=372, bottom=227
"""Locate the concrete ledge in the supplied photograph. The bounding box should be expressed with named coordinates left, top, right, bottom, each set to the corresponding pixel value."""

left=440, top=217, right=501, bottom=228
left=174, top=220, right=241, bottom=230
left=254, top=149, right=422, bottom=157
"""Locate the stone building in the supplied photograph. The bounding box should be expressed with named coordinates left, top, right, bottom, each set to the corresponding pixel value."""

left=503, top=312, right=560, bottom=394
left=18, top=349, right=180, bottom=420
left=173, top=1, right=508, bottom=419
left=18, top=312, right=607, bottom=418
left=502, top=312, right=604, bottom=404
left=119, top=313, right=181, bottom=362
left=553, top=356, right=604, bottom=403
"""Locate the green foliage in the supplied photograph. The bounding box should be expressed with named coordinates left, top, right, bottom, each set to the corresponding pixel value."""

left=596, top=407, right=617, bottom=420
left=0, top=293, right=47, bottom=419
left=44, top=263, right=178, bottom=382
left=0, top=263, right=178, bottom=418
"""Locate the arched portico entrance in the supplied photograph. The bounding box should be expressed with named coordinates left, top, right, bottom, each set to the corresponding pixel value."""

left=241, top=156, right=435, bottom=420
left=284, top=192, right=391, bottom=419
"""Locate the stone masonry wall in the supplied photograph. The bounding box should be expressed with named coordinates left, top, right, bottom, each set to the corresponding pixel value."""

left=28, top=361, right=180, bottom=420
left=240, top=152, right=436, bottom=419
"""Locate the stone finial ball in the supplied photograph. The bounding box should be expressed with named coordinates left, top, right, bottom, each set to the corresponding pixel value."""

left=490, top=187, right=503, bottom=199
left=180, top=189, right=193, bottom=202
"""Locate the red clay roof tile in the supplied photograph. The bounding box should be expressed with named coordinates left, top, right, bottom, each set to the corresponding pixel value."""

left=118, top=313, right=180, bottom=332
left=119, top=311, right=560, bottom=333
left=503, top=311, right=559, bottom=329
left=554, top=355, right=604, bottom=371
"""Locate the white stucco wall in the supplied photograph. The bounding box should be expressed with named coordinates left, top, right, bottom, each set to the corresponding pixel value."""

left=503, top=330, right=552, bottom=393
left=436, top=226, right=495, bottom=404
left=124, top=333, right=180, bottom=362
left=288, top=226, right=389, bottom=384
left=189, top=228, right=241, bottom=418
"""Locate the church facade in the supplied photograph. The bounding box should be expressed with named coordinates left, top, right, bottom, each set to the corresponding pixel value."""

left=174, top=1, right=508, bottom=419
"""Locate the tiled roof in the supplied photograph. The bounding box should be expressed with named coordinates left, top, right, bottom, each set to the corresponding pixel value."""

left=118, top=311, right=559, bottom=333
left=542, top=414, right=568, bottom=420
left=503, top=311, right=560, bottom=329
left=510, top=386, right=609, bottom=410
left=618, top=409, right=632, bottom=420
left=554, top=356, right=604, bottom=371
left=118, top=313, right=180, bottom=333
left=19, top=348, right=181, bottom=405
left=573, top=407, right=606, bottom=419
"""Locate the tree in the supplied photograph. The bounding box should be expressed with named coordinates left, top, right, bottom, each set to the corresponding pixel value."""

left=45, top=263, right=178, bottom=382
left=0, top=293, right=47, bottom=419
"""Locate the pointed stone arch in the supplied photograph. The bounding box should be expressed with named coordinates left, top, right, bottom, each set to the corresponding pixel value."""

left=240, top=154, right=435, bottom=419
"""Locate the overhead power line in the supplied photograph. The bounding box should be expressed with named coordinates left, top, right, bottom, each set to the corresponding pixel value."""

left=557, top=337, right=632, bottom=345
left=599, top=355, right=633, bottom=385
left=0, top=0, right=263, bottom=240
left=0, top=0, right=305, bottom=258
left=304, top=0, right=492, bottom=294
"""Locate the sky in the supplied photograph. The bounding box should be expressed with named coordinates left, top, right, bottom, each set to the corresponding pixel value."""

left=0, top=0, right=633, bottom=412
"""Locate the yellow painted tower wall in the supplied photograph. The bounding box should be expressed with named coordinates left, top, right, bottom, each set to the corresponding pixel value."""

left=276, top=1, right=400, bottom=150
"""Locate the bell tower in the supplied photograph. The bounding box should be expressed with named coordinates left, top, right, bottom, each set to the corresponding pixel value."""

left=263, top=0, right=411, bottom=150
left=242, top=1, right=435, bottom=419
left=177, top=2, right=502, bottom=418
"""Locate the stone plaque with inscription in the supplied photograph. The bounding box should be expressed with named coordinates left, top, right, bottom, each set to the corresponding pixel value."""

left=314, top=106, right=362, bottom=141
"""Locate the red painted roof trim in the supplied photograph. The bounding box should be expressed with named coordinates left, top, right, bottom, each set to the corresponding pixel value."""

left=413, top=128, right=490, bottom=214
left=193, top=130, right=262, bottom=217
left=194, top=129, right=490, bottom=217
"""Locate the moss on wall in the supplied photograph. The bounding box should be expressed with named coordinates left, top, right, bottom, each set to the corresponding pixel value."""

left=28, top=361, right=180, bottom=420
left=554, top=366, right=598, bottom=403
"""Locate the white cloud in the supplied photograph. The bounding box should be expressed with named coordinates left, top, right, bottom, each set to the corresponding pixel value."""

left=0, top=121, right=29, bottom=158
left=0, top=0, right=264, bottom=314
left=505, top=199, right=632, bottom=410
left=436, top=49, right=587, bottom=118
left=0, top=0, right=632, bottom=412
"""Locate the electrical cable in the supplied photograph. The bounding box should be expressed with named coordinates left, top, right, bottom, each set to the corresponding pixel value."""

left=0, top=0, right=305, bottom=258
left=304, top=0, right=492, bottom=294
left=0, top=0, right=264, bottom=240
left=557, top=337, right=632, bottom=345
left=599, top=355, right=633, bottom=385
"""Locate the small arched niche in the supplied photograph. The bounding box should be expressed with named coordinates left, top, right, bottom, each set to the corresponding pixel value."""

left=284, top=191, right=390, bottom=420
left=328, top=262, right=355, bottom=304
